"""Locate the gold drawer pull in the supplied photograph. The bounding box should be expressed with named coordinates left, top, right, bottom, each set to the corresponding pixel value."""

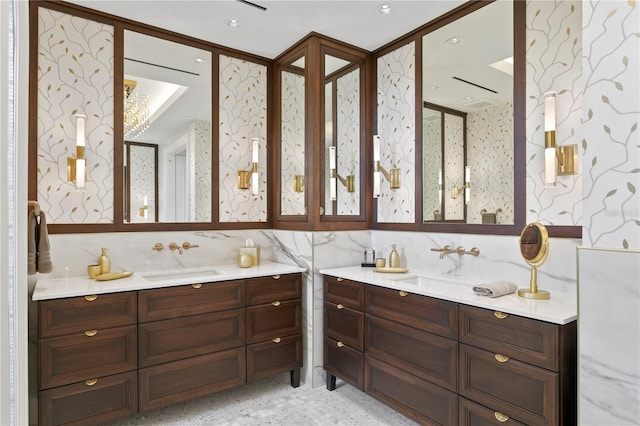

left=84, top=295, right=98, bottom=302
left=84, top=330, right=98, bottom=337
left=336, top=277, right=344, bottom=282
left=336, top=341, right=345, bottom=348
left=494, top=354, right=510, bottom=363
left=272, top=301, right=281, bottom=307
left=192, top=283, right=202, bottom=289
left=272, top=275, right=281, bottom=280
left=272, top=337, right=282, bottom=343
left=398, top=291, right=408, bottom=297
left=494, top=412, right=509, bottom=422
left=494, top=311, right=509, bottom=319
left=85, top=379, right=98, bottom=386
left=336, top=304, right=344, bottom=310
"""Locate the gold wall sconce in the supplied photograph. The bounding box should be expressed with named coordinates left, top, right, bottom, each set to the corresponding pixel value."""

left=237, top=138, right=259, bottom=195
left=328, top=146, right=355, bottom=201
left=544, top=91, right=577, bottom=188
left=138, top=195, right=148, bottom=219
left=450, top=166, right=471, bottom=204
left=372, top=135, right=400, bottom=198
left=67, top=113, right=86, bottom=190
left=294, top=174, right=305, bottom=193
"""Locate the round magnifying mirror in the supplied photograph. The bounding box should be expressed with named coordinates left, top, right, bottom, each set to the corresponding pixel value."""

left=518, top=222, right=550, bottom=300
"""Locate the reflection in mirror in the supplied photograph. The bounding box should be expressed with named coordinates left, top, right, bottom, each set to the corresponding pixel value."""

left=124, top=142, right=157, bottom=223
left=123, top=30, right=212, bottom=223
left=422, top=107, right=442, bottom=220
left=324, top=54, right=360, bottom=216
left=422, top=0, right=513, bottom=225
left=280, top=55, right=306, bottom=216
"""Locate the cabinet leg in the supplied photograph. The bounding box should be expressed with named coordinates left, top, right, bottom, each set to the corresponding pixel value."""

left=326, top=372, right=337, bottom=391
left=290, top=368, right=300, bottom=388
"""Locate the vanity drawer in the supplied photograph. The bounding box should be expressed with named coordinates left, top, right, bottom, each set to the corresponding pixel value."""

left=138, top=280, right=244, bottom=322
left=459, top=397, right=526, bottom=426
left=366, top=315, right=457, bottom=391
left=247, top=333, right=302, bottom=382
left=324, top=276, right=364, bottom=310
left=246, top=300, right=301, bottom=344
left=39, top=370, right=137, bottom=426
left=459, top=305, right=560, bottom=371
left=365, top=285, right=457, bottom=339
left=139, top=347, right=245, bottom=412
left=365, top=355, right=458, bottom=426
left=324, top=337, right=364, bottom=391
left=245, top=273, right=301, bottom=306
left=139, top=309, right=245, bottom=367
left=459, top=344, right=558, bottom=426
left=39, top=292, right=137, bottom=338
left=324, top=301, right=364, bottom=351
left=39, top=325, right=137, bottom=390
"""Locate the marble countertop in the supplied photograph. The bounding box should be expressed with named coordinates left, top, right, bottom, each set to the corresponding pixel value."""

left=33, top=262, right=306, bottom=301
left=319, top=266, right=577, bottom=325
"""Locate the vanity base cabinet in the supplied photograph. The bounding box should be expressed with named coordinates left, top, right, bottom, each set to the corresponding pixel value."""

left=247, top=333, right=302, bottom=384
left=459, top=398, right=526, bottom=426
left=324, top=337, right=364, bottom=390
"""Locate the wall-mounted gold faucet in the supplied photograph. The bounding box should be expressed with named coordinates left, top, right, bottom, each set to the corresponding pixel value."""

left=152, top=243, right=163, bottom=251
left=431, top=245, right=480, bottom=259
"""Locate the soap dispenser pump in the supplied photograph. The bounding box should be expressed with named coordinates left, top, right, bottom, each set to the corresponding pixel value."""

left=98, top=247, right=110, bottom=275
left=389, top=244, right=400, bottom=268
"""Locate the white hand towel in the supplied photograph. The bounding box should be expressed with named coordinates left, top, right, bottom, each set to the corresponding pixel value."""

left=473, top=281, right=517, bottom=298
left=28, top=211, right=37, bottom=275
left=37, top=212, right=53, bottom=273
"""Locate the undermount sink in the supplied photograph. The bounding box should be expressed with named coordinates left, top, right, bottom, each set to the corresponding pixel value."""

left=142, top=269, right=219, bottom=281
left=392, top=275, right=471, bottom=288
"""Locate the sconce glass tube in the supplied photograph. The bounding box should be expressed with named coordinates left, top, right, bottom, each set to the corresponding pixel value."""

left=329, top=146, right=337, bottom=201
left=464, top=166, right=471, bottom=205
left=238, top=137, right=259, bottom=195
left=544, top=91, right=557, bottom=188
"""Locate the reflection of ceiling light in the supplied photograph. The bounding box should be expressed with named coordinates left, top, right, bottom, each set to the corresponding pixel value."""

left=490, top=56, right=514, bottom=75
left=446, top=36, right=463, bottom=46
left=124, top=79, right=150, bottom=139
left=227, top=19, right=241, bottom=28
left=376, top=4, right=394, bottom=15
left=463, top=96, right=473, bottom=100
left=193, top=57, right=205, bottom=64
left=429, top=85, right=439, bottom=90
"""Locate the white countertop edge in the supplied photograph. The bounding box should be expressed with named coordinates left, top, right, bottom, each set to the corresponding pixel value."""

left=319, top=266, right=577, bottom=325
left=33, top=262, right=307, bottom=301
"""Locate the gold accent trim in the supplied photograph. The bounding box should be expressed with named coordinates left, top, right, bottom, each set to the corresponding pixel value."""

left=272, top=301, right=281, bottom=307
left=272, top=275, right=281, bottom=280
left=85, top=379, right=98, bottom=386
left=192, top=283, right=202, bottom=289
left=336, top=304, right=344, bottom=310
left=336, top=341, right=344, bottom=348
left=544, top=130, right=556, bottom=149
left=294, top=174, right=305, bottom=192
left=494, top=354, right=510, bottom=363
left=494, top=412, right=509, bottom=422
left=336, top=277, right=344, bottom=282
left=494, top=311, right=508, bottom=319
left=398, top=291, right=408, bottom=297
left=557, top=144, right=578, bottom=175
left=84, top=295, right=98, bottom=302
left=272, top=337, right=282, bottom=343
left=84, top=330, right=98, bottom=337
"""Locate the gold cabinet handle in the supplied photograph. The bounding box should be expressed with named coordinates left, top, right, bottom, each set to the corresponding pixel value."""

left=272, top=337, right=281, bottom=343
left=272, top=275, right=281, bottom=280
left=336, top=304, right=344, bottom=310
left=336, top=277, right=344, bottom=282
left=84, top=330, right=98, bottom=337
left=85, top=379, right=98, bottom=386
left=192, top=283, right=202, bottom=289
left=494, top=354, right=510, bottom=363
left=84, top=295, right=98, bottom=302
left=494, top=412, right=509, bottom=422
left=398, top=291, right=408, bottom=297
left=494, top=311, right=509, bottom=319
left=336, top=341, right=345, bottom=348
left=272, top=301, right=281, bottom=307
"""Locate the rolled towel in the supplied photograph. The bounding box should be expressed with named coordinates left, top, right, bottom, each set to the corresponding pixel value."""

left=28, top=211, right=37, bottom=275
left=473, top=281, right=517, bottom=298
left=37, top=212, right=53, bottom=273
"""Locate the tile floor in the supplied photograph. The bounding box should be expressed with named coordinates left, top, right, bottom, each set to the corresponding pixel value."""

left=113, top=374, right=418, bottom=425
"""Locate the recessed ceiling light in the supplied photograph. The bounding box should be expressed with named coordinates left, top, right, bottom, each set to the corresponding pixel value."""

left=446, top=37, right=464, bottom=46
left=376, top=4, right=394, bottom=15
left=227, top=19, right=241, bottom=28
left=193, top=57, right=205, bottom=65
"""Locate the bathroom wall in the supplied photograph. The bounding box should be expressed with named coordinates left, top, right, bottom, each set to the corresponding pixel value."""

left=280, top=71, right=306, bottom=216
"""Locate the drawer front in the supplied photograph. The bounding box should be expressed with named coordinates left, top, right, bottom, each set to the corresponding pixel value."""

left=39, top=292, right=137, bottom=338
left=245, top=273, right=302, bottom=306
left=459, top=344, right=558, bottom=426
left=459, top=305, right=560, bottom=371
left=459, top=397, right=527, bottom=426
left=247, top=334, right=302, bottom=382
left=138, top=280, right=244, bottom=322
left=246, top=300, right=301, bottom=344
left=323, top=337, right=364, bottom=391
left=39, top=370, right=137, bottom=426
left=365, top=355, right=458, bottom=426
left=366, top=315, right=457, bottom=391
left=324, top=276, right=364, bottom=310
left=139, top=347, right=246, bottom=412
left=324, top=301, right=364, bottom=351
left=139, top=309, right=245, bottom=368
left=365, top=285, right=457, bottom=339
left=39, top=325, right=137, bottom=390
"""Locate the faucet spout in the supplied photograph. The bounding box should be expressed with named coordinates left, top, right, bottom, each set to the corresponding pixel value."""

left=431, top=245, right=454, bottom=259
left=169, top=242, right=183, bottom=254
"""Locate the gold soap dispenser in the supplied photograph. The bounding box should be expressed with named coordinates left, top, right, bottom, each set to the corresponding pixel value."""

left=98, top=247, right=110, bottom=274
left=388, top=244, right=400, bottom=268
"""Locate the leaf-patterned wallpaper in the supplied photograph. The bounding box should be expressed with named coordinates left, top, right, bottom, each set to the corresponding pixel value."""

left=128, top=144, right=155, bottom=223
left=422, top=115, right=441, bottom=221
left=336, top=69, right=361, bottom=215
left=37, top=8, right=114, bottom=223
left=218, top=55, right=267, bottom=222
left=376, top=42, right=416, bottom=223
left=581, top=0, right=640, bottom=249
left=444, top=113, right=464, bottom=220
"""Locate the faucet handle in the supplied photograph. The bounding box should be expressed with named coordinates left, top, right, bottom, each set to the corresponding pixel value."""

left=169, top=242, right=183, bottom=254
left=182, top=242, right=199, bottom=250
left=152, top=243, right=164, bottom=251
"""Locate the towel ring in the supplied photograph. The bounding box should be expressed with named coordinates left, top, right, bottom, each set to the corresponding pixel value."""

left=28, top=200, right=41, bottom=216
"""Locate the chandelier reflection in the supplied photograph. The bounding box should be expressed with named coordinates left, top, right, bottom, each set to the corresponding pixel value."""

left=124, top=79, right=150, bottom=138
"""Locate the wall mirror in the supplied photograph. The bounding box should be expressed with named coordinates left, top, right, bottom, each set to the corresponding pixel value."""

left=422, top=0, right=515, bottom=226
left=123, top=30, right=212, bottom=223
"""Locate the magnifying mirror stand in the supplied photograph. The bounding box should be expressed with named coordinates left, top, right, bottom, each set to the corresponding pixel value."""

left=518, top=265, right=550, bottom=300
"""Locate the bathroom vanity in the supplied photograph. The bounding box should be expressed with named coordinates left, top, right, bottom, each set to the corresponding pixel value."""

left=33, top=263, right=304, bottom=426
left=321, top=267, right=577, bottom=426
